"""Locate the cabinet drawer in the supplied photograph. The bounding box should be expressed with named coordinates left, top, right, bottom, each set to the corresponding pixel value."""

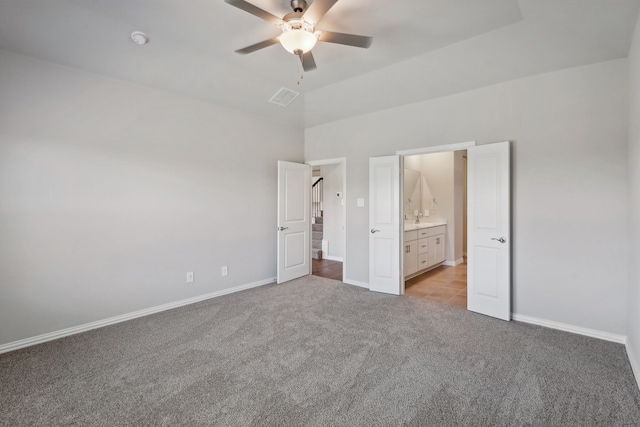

left=427, top=225, right=446, bottom=237
left=404, top=230, right=418, bottom=242
left=418, top=238, right=429, bottom=255
left=418, top=253, right=429, bottom=269
left=417, top=228, right=429, bottom=239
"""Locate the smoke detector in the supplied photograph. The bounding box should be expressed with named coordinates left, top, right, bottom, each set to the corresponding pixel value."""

left=130, top=31, right=149, bottom=45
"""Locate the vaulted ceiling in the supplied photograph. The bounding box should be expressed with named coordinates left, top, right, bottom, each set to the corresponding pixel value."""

left=1, top=0, right=639, bottom=127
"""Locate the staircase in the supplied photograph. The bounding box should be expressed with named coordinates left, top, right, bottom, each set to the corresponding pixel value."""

left=312, top=216, right=323, bottom=260
left=312, top=176, right=324, bottom=260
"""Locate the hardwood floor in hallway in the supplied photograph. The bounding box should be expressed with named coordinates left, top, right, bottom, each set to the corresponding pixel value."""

left=312, top=258, right=343, bottom=281
left=405, top=263, right=467, bottom=308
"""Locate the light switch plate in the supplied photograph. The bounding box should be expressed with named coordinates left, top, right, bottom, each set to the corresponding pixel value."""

left=357, top=198, right=365, bottom=208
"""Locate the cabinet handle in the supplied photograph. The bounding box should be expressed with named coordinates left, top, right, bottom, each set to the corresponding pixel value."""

left=405, top=245, right=410, bottom=253
left=421, top=261, right=426, bottom=264
left=436, top=238, right=440, bottom=244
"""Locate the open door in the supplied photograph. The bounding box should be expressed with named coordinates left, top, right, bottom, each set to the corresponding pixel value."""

left=467, top=142, right=511, bottom=320
left=277, top=161, right=311, bottom=284
left=369, top=156, right=401, bottom=295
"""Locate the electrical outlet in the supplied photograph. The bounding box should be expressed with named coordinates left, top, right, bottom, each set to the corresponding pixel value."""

left=221, top=266, right=228, bottom=277
left=186, top=272, right=194, bottom=283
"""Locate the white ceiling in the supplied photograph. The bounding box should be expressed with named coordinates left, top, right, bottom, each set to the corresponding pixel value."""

left=0, top=0, right=639, bottom=128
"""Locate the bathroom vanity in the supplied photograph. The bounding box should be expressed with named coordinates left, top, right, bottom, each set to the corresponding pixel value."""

left=403, top=223, right=446, bottom=278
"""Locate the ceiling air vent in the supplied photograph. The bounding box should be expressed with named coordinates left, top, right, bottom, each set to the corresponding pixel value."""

left=269, top=87, right=300, bottom=107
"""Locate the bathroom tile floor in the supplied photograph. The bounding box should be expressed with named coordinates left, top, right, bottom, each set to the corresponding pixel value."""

left=405, top=263, right=467, bottom=309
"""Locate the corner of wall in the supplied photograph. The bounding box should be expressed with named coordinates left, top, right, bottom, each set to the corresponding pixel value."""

left=626, top=338, right=640, bottom=390
left=626, top=9, right=640, bottom=392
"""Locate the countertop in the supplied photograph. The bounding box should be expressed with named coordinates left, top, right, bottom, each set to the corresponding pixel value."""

left=403, top=221, right=447, bottom=232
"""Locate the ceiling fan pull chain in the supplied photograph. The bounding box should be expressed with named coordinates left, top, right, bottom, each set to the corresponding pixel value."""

left=296, top=64, right=304, bottom=86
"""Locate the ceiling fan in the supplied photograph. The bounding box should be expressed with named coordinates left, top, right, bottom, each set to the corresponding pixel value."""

left=224, top=0, right=373, bottom=71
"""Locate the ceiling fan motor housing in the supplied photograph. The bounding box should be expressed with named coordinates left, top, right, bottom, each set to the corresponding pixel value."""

left=290, top=0, right=307, bottom=13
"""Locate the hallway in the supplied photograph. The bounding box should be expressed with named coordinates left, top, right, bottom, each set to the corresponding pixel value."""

left=312, top=258, right=343, bottom=281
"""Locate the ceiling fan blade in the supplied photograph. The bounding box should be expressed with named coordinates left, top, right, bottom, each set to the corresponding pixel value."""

left=224, top=0, right=282, bottom=25
left=299, top=51, right=317, bottom=72
left=235, top=37, right=280, bottom=54
left=319, top=31, right=373, bottom=49
left=302, top=0, right=339, bottom=25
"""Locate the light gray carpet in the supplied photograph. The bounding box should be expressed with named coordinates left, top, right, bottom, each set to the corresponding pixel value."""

left=1, top=275, right=639, bottom=426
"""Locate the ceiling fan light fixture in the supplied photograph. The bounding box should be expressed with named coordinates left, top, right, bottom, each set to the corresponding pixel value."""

left=279, top=29, right=318, bottom=54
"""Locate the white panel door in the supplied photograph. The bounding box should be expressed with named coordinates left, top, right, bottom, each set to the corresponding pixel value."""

left=277, top=161, right=311, bottom=284
left=369, top=156, right=401, bottom=295
left=467, top=142, right=511, bottom=320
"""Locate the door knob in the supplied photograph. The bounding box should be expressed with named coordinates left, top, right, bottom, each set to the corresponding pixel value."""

left=370, top=228, right=380, bottom=234
left=277, top=226, right=289, bottom=231
left=491, top=237, right=506, bottom=243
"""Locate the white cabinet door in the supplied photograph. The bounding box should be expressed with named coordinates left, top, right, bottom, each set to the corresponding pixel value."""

left=404, top=240, right=418, bottom=276
left=434, top=234, right=445, bottom=263
left=427, top=236, right=438, bottom=267
left=277, top=161, right=311, bottom=284
left=369, top=156, right=401, bottom=295
left=467, top=141, right=511, bottom=321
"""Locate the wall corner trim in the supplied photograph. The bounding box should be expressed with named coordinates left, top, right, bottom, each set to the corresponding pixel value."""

left=343, top=278, right=369, bottom=289
left=0, top=277, right=276, bottom=355
left=511, top=313, right=627, bottom=344
left=626, top=339, right=640, bottom=390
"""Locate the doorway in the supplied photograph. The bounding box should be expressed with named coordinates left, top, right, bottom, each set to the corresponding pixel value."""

left=307, top=158, right=346, bottom=282
left=401, top=150, right=468, bottom=308
left=368, top=142, right=511, bottom=320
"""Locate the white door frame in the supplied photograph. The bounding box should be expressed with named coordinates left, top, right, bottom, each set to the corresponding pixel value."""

left=396, top=141, right=476, bottom=294
left=306, top=157, right=347, bottom=280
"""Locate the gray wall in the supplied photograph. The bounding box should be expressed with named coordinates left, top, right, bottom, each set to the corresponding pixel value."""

left=627, top=13, right=640, bottom=375
left=453, top=151, right=465, bottom=263
left=305, top=59, right=629, bottom=335
left=0, top=51, right=304, bottom=346
left=320, top=163, right=344, bottom=260
left=420, top=152, right=456, bottom=263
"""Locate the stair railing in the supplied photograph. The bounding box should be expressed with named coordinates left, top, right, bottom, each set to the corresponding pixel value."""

left=312, top=177, right=323, bottom=219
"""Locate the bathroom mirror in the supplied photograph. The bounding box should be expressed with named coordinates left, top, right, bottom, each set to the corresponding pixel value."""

left=404, top=168, right=421, bottom=218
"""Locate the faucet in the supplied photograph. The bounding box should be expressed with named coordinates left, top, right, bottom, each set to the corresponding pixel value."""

left=415, top=213, right=422, bottom=224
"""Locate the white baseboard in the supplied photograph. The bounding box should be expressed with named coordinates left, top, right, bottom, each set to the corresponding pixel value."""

left=511, top=313, right=626, bottom=344
left=443, top=258, right=465, bottom=267
left=626, top=339, right=640, bottom=390
left=323, top=255, right=343, bottom=262
left=0, top=277, right=275, bottom=355
left=343, top=278, right=369, bottom=289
